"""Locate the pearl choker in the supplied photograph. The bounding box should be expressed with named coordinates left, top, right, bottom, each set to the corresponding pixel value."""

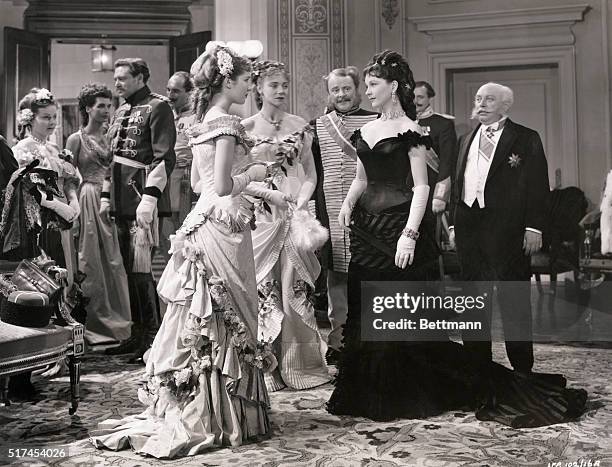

left=31, top=135, right=47, bottom=145
left=380, top=109, right=407, bottom=120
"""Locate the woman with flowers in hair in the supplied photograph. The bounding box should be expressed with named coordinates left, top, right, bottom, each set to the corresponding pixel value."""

left=242, top=61, right=331, bottom=392
left=1, top=88, right=80, bottom=266
left=65, top=83, right=131, bottom=345
left=90, top=45, right=274, bottom=458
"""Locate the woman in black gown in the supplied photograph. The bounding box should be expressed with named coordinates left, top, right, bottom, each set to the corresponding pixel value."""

left=327, top=50, right=587, bottom=427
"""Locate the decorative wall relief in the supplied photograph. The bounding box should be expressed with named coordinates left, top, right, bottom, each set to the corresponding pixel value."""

left=294, top=0, right=328, bottom=34
left=278, top=0, right=345, bottom=121
left=294, top=39, right=329, bottom=119
left=381, top=0, right=400, bottom=30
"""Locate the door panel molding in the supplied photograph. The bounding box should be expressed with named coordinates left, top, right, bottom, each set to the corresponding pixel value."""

left=430, top=46, right=578, bottom=188
left=2, top=27, right=50, bottom=141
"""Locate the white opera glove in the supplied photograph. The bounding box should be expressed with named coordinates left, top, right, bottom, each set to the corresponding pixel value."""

left=69, top=198, right=80, bottom=218
left=395, top=235, right=416, bottom=269
left=244, top=181, right=275, bottom=200
left=338, top=178, right=366, bottom=229
left=136, top=194, right=157, bottom=227
left=40, top=195, right=78, bottom=222
left=338, top=201, right=354, bottom=229
left=395, top=184, right=430, bottom=269
left=244, top=182, right=293, bottom=209
left=231, top=173, right=252, bottom=195
left=405, top=184, right=430, bottom=234
left=432, top=199, right=446, bottom=214
left=100, top=197, right=111, bottom=224
left=267, top=190, right=293, bottom=209
left=245, top=164, right=268, bottom=182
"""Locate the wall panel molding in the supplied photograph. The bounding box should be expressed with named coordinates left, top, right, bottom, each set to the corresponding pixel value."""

left=410, top=5, right=589, bottom=33
left=431, top=46, right=579, bottom=187
left=409, top=4, right=589, bottom=52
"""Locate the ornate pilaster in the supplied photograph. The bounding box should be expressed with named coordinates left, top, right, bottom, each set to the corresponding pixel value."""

left=278, top=0, right=345, bottom=121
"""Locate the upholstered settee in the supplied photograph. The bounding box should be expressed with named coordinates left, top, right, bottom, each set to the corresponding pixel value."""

left=0, top=261, right=84, bottom=415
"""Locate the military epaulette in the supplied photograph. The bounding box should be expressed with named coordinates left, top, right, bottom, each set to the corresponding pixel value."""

left=434, top=112, right=456, bottom=120
left=150, top=92, right=170, bottom=103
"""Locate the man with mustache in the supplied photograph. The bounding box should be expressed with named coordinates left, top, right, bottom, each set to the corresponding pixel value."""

left=163, top=72, right=196, bottom=250
left=311, top=66, right=378, bottom=365
left=414, top=81, right=457, bottom=214
left=449, top=82, right=549, bottom=380
left=103, top=58, right=176, bottom=363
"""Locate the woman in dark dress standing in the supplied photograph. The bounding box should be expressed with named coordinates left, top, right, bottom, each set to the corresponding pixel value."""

left=327, top=50, right=468, bottom=422
left=327, top=50, right=587, bottom=427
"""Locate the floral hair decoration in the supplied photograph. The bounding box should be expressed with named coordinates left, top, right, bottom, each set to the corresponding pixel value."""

left=34, top=88, right=53, bottom=102
left=217, top=49, right=234, bottom=77
left=17, top=109, right=34, bottom=126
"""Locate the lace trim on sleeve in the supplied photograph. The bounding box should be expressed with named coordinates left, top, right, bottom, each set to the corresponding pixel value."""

left=187, top=115, right=254, bottom=150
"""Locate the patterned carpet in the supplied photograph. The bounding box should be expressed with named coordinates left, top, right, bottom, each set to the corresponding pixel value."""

left=0, top=343, right=610, bottom=467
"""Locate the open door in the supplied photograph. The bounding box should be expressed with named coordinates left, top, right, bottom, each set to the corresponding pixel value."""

left=169, top=31, right=211, bottom=75
left=2, top=27, right=50, bottom=143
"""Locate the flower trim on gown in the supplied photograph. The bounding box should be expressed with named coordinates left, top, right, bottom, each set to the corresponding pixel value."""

left=90, top=115, right=276, bottom=459
left=248, top=124, right=331, bottom=392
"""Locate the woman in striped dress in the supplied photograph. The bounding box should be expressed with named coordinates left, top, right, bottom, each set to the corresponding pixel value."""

left=242, top=61, right=331, bottom=392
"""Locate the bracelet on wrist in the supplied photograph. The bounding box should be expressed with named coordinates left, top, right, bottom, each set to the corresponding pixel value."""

left=402, top=227, right=419, bottom=240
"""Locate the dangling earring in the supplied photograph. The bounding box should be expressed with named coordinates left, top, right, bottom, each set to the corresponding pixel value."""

left=391, top=90, right=398, bottom=105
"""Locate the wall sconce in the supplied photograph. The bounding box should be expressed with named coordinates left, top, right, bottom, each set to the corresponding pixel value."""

left=91, top=45, right=116, bottom=72
left=206, top=40, right=264, bottom=60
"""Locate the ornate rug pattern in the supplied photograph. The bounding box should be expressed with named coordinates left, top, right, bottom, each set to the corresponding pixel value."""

left=0, top=344, right=610, bottom=466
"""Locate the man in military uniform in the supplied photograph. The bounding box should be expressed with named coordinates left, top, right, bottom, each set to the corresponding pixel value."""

left=166, top=71, right=196, bottom=228
left=414, top=81, right=458, bottom=214
left=311, top=66, right=378, bottom=365
left=102, top=58, right=176, bottom=363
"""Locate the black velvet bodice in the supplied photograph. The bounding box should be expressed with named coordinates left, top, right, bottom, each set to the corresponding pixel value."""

left=350, top=129, right=431, bottom=213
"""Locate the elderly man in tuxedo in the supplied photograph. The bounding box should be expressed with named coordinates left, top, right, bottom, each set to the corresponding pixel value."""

left=449, top=82, right=550, bottom=375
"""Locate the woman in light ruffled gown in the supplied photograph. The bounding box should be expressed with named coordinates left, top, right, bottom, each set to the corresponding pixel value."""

left=242, top=61, right=330, bottom=392
left=9, top=88, right=80, bottom=266
left=66, top=83, right=131, bottom=345
left=90, top=45, right=275, bottom=459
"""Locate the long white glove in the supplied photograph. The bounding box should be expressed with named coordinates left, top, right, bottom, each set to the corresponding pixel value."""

left=100, top=198, right=111, bottom=224
left=396, top=184, right=430, bottom=269
left=338, top=178, right=367, bottom=229
left=230, top=165, right=268, bottom=196
left=244, top=182, right=293, bottom=208
left=136, top=194, right=157, bottom=227
left=69, top=198, right=80, bottom=218
left=40, top=195, right=78, bottom=222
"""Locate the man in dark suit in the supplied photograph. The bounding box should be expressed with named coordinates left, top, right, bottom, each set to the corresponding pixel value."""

left=449, top=82, right=550, bottom=375
left=414, top=81, right=457, bottom=214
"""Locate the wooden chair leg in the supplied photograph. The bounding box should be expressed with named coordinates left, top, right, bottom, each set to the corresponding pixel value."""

left=0, top=376, right=10, bottom=407
left=68, top=356, right=80, bottom=415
